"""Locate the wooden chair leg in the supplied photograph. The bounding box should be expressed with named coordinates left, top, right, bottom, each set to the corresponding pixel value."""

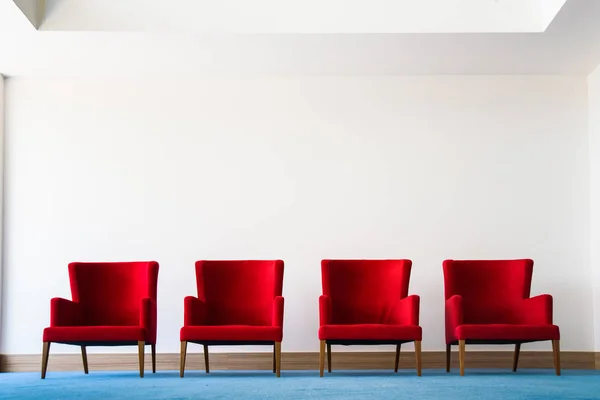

left=319, top=340, right=326, bottom=377
left=512, top=343, right=521, bottom=372
left=394, top=344, right=401, bottom=373
left=180, top=341, right=187, bottom=378
left=459, top=340, right=466, bottom=376
left=138, top=341, right=145, bottom=378
left=151, top=344, right=156, bottom=373
left=415, top=341, right=422, bottom=377
left=327, top=343, right=332, bottom=373
left=446, top=344, right=451, bottom=372
left=275, top=341, right=282, bottom=378
left=81, top=345, right=89, bottom=374
left=203, top=344, right=210, bottom=373
left=273, top=345, right=276, bottom=373
left=552, top=339, right=561, bottom=376
left=41, top=342, right=51, bottom=379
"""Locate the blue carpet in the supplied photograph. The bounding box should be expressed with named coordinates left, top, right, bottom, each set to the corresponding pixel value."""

left=1, top=370, right=600, bottom=400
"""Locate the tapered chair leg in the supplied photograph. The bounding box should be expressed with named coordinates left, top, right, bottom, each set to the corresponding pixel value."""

left=273, top=345, right=276, bottom=373
left=203, top=345, right=210, bottom=373
left=552, top=340, right=561, bottom=376
left=180, top=341, right=187, bottom=378
left=512, top=343, right=521, bottom=372
left=319, top=340, right=326, bottom=377
left=138, top=341, right=145, bottom=378
left=275, top=341, right=282, bottom=378
left=151, top=344, right=156, bottom=373
left=394, top=344, right=401, bottom=373
left=41, top=342, right=51, bottom=379
left=446, top=344, right=451, bottom=372
left=415, top=341, right=422, bottom=377
left=81, top=346, right=89, bottom=374
left=327, top=343, right=332, bottom=373
left=458, top=340, right=466, bottom=376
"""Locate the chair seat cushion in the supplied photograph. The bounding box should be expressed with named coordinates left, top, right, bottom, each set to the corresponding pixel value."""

left=318, top=324, right=422, bottom=341
left=455, top=324, right=560, bottom=341
left=180, top=325, right=283, bottom=342
left=43, top=326, right=146, bottom=343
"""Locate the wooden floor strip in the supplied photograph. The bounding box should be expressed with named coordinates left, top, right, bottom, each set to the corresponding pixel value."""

left=0, top=351, right=595, bottom=372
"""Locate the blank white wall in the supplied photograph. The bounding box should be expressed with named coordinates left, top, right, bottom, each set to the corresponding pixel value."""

left=0, top=75, right=4, bottom=346
left=589, top=64, right=600, bottom=351
left=1, top=75, right=592, bottom=354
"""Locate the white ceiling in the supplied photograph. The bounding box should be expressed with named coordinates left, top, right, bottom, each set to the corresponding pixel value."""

left=40, top=0, right=565, bottom=33
left=0, top=0, right=598, bottom=77
left=0, top=0, right=35, bottom=32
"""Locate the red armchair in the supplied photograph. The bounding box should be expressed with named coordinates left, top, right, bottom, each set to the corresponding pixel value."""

left=42, top=261, right=159, bottom=379
left=180, top=260, right=284, bottom=377
left=443, top=259, right=560, bottom=376
left=318, top=259, right=422, bottom=377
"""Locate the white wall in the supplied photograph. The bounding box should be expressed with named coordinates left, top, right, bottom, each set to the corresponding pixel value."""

left=1, top=75, right=593, bottom=354
left=0, top=75, right=4, bottom=347
left=589, top=64, right=600, bottom=351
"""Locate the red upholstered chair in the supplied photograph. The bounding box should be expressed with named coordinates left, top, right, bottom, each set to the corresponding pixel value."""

left=443, top=259, right=560, bottom=376
left=41, top=261, right=159, bottom=379
left=318, top=259, right=422, bottom=377
left=180, top=260, right=284, bottom=377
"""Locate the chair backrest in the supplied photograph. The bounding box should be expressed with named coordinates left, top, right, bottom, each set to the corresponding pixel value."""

left=443, top=259, right=533, bottom=324
left=321, top=259, right=412, bottom=325
left=196, top=260, right=284, bottom=326
left=69, top=261, right=159, bottom=326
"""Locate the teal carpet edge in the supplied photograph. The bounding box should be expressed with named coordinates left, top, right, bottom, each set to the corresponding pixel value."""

left=1, top=369, right=599, bottom=399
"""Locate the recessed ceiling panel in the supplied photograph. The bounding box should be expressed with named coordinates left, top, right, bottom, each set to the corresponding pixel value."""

left=39, top=0, right=562, bottom=33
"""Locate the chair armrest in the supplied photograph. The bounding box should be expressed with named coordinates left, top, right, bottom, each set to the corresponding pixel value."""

left=140, top=298, right=156, bottom=327
left=184, top=296, right=207, bottom=326
left=520, top=294, right=553, bottom=325
left=273, top=296, right=284, bottom=327
left=50, top=298, right=81, bottom=327
left=319, top=295, right=332, bottom=326
left=393, top=295, right=420, bottom=325
left=445, top=295, right=463, bottom=344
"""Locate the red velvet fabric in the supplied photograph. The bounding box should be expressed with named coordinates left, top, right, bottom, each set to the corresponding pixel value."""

left=443, top=259, right=559, bottom=344
left=43, top=326, right=146, bottom=343
left=43, top=261, right=159, bottom=344
left=455, top=324, right=559, bottom=341
left=180, top=260, right=284, bottom=343
left=319, top=324, right=422, bottom=341
left=318, top=259, right=421, bottom=342
left=180, top=326, right=283, bottom=342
